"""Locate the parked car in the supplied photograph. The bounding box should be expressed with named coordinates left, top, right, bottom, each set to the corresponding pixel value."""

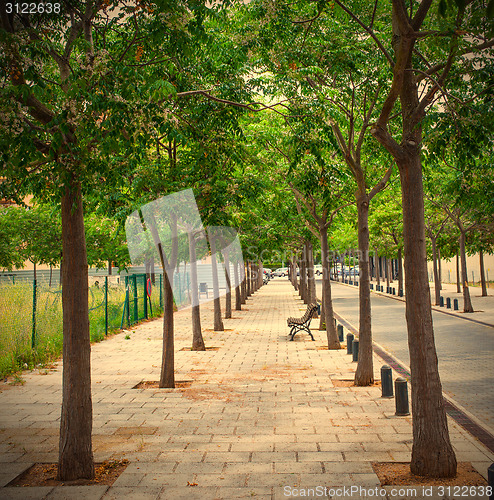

left=314, top=264, right=323, bottom=276
left=344, top=266, right=360, bottom=277
left=274, top=267, right=288, bottom=277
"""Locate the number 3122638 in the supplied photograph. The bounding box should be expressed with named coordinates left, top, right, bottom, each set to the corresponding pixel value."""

left=5, top=3, right=61, bottom=14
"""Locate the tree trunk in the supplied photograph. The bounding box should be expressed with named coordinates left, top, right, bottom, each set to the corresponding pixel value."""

left=459, top=231, right=474, bottom=313
left=299, top=255, right=308, bottom=303
left=352, top=250, right=356, bottom=283
left=319, top=283, right=326, bottom=330
left=293, top=259, right=299, bottom=291
left=480, top=250, right=487, bottom=297
left=246, top=262, right=251, bottom=297
left=438, top=248, right=442, bottom=290
left=189, top=232, right=206, bottom=350
left=241, top=262, right=247, bottom=304
left=456, top=252, right=461, bottom=293
left=258, top=260, right=263, bottom=288
left=431, top=237, right=441, bottom=306
left=306, top=241, right=316, bottom=305
left=398, top=247, right=404, bottom=294
left=355, top=195, right=373, bottom=386
left=320, top=225, right=340, bottom=349
left=375, top=249, right=380, bottom=287
left=234, top=260, right=241, bottom=311
left=58, top=180, right=94, bottom=481
left=159, top=271, right=175, bottom=388
left=107, top=260, right=112, bottom=275
left=209, top=235, right=224, bottom=331
left=224, top=250, right=232, bottom=319
left=398, top=152, right=456, bottom=477
left=385, top=256, right=390, bottom=288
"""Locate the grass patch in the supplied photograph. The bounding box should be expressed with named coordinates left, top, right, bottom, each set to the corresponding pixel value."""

left=0, top=279, right=163, bottom=378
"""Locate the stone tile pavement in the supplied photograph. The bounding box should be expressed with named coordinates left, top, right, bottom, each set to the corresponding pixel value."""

left=0, top=279, right=492, bottom=499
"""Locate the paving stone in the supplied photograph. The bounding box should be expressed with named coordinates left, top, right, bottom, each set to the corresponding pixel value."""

left=45, top=485, right=109, bottom=499
left=102, top=486, right=162, bottom=499
left=0, top=486, right=55, bottom=499
left=213, top=487, right=272, bottom=499
left=157, top=486, right=219, bottom=500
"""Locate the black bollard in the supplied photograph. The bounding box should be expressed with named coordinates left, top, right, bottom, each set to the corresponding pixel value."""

left=352, top=339, right=359, bottom=362
left=392, top=287, right=396, bottom=295
left=399, top=289, right=403, bottom=297
left=454, top=298, right=459, bottom=311
left=346, top=333, right=354, bottom=354
left=337, top=324, right=344, bottom=342
left=488, top=463, right=494, bottom=500
left=395, top=377, right=410, bottom=416
left=386, top=286, right=389, bottom=293
left=370, top=284, right=373, bottom=290
left=440, top=296, right=444, bottom=307
left=446, top=297, right=451, bottom=309
left=381, top=365, right=393, bottom=398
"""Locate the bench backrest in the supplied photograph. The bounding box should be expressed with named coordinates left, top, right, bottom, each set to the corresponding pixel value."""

left=303, top=303, right=318, bottom=321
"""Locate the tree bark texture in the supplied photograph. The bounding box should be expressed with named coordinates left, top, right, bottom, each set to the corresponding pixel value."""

left=224, top=249, right=232, bottom=319
left=319, top=284, right=326, bottom=330
left=385, top=257, right=390, bottom=287
left=438, top=248, right=442, bottom=290
left=299, top=255, right=308, bottom=304
left=306, top=241, right=316, bottom=305
left=431, top=237, right=441, bottom=306
left=293, top=260, right=299, bottom=290
left=397, top=247, right=404, bottom=294
left=456, top=253, right=461, bottom=293
left=355, top=196, right=374, bottom=386
left=459, top=231, right=474, bottom=313
left=480, top=250, right=487, bottom=297
left=160, top=272, right=175, bottom=388
left=209, top=236, right=224, bottom=331
left=189, top=233, right=206, bottom=350
left=58, top=180, right=94, bottom=481
left=246, top=262, right=251, bottom=297
left=241, top=262, right=247, bottom=304
left=234, top=260, right=241, bottom=311
left=375, top=250, right=380, bottom=287
left=320, top=226, right=340, bottom=349
left=398, top=152, right=456, bottom=477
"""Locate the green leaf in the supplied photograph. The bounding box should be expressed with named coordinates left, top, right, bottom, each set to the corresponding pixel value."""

left=487, top=0, right=494, bottom=18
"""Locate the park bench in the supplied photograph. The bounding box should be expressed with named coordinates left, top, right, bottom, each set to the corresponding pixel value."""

left=287, top=303, right=318, bottom=341
left=199, top=282, right=209, bottom=298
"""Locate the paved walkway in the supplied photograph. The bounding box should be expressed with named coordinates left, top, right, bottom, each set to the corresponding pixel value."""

left=0, top=280, right=493, bottom=499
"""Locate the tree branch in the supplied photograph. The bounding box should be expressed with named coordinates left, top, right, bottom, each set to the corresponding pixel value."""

left=369, top=164, right=394, bottom=200
left=332, top=0, right=394, bottom=67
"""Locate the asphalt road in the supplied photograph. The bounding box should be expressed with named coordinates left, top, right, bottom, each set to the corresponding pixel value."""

left=315, top=280, right=494, bottom=430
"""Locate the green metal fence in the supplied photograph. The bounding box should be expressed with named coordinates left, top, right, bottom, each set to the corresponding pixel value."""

left=0, top=274, right=163, bottom=378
